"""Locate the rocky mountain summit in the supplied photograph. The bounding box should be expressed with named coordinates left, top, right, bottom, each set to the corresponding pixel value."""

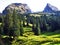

left=43, top=3, right=59, bottom=13
left=3, top=3, right=31, bottom=15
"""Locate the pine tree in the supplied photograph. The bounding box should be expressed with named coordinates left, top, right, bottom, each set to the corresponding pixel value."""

left=23, top=15, right=26, bottom=27
left=18, top=14, right=24, bottom=36
left=0, top=24, right=3, bottom=35
left=35, top=17, right=41, bottom=35
left=20, top=22, right=24, bottom=36
left=26, top=14, right=30, bottom=26
left=0, top=16, right=4, bottom=35
left=40, top=15, right=47, bottom=32
left=12, top=9, right=20, bottom=37
left=32, top=16, right=36, bottom=32
left=3, top=10, right=13, bottom=35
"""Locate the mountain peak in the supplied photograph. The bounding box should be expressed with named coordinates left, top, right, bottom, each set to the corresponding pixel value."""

left=43, top=3, right=59, bottom=13
left=47, top=3, right=50, bottom=6
left=3, top=3, right=31, bottom=15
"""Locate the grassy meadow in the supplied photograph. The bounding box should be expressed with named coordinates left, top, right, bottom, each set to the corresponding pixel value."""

left=2, top=25, right=60, bottom=45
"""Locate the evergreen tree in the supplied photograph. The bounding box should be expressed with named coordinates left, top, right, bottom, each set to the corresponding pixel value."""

left=18, top=14, right=24, bottom=36
left=12, top=9, right=20, bottom=37
left=35, top=17, right=41, bottom=35
left=23, top=15, right=26, bottom=27
left=20, top=22, right=24, bottom=36
left=0, top=15, right=4, bottom=35
left=0, top=24, right=3, bottom=35
left=3, top=10, right=13, bottom=35
left=32, top=16, right=36, bottom=32
left=26, top=14, right=30, bottom=26
left=40, top=15, right=47, bottom=32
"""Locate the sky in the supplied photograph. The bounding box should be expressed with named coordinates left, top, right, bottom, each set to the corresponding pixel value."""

left=0, top=0, right=60, bottom=13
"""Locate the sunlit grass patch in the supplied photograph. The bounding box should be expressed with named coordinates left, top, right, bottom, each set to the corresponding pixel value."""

left=23, top=27, right=32, bottom=32
left=48, top=34, right=60, bottom=38
left=10, top=33, right=60, bottom=45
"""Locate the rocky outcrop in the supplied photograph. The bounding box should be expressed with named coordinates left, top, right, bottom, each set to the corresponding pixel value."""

left=43, top=3, right=59, bottom=13
left=3, top=3, right=31, bottom=15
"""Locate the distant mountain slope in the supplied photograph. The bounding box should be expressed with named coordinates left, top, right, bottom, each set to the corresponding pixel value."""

left=43, top=3, right=59, bottom=13
left=3, top=3, right=31, bottom=15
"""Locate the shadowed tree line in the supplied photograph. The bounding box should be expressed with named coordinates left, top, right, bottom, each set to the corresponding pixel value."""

left=0, top=11, right=60, bottom=36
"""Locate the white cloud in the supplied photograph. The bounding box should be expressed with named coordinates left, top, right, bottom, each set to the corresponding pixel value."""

left=0, top=0, right=60, bottom=13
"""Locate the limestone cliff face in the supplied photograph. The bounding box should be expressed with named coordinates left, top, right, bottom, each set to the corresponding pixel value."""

left=43, top=3, right=59, bottom=13
left=3, top=3, right=31, bottom=14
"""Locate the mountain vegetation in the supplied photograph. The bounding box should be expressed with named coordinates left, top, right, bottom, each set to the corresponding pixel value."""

left=0, top=3, right=60, bottom=45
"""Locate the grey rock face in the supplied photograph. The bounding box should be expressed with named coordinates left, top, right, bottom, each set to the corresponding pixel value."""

left=43, top=3, right=59, bottom=13
left=3, top=3, right=31, bottom=15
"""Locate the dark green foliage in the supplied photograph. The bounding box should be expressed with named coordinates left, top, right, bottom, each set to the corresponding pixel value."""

left=32, top=17, right=41, bottom=35
left=12, top=9, right=20, bottom=36
left=40, top=15, right=47, bottom=32
left=35, top=17, right=41, bottom=35
left=21, top=14, right=26, bottom=27
left=20, top=23, right=24, bottom=36
left=45, top=15, right=59, bottom=32
left=32, top=16, right=36, bottom=32
left=2, top=12, right=60, bottom=36
left=0, top=15, right=3, bottom=22
left=0, top=16, right=4, bottom=35
left=3, top=9, right=21, bottom=36
left=0, top=24, right=4, bottom=35
left=18, top=14, right=24, bottom=36
left=3, top=12, right=13, bottom=35
left=26, top=14, right=30, bottom=26
left=23, top=20, right=25, bottom=27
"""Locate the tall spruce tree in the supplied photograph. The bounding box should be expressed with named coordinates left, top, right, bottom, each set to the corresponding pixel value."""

left=26, top=14, right=30, bottom=26
left=32, top=16, right=36, bottom=33
left=35, top=17, right=41, bottom=35
left=18, top=14, right=24, bottom=36
left=23, top=15, right=26, bottom=27
left=3, top=10, right=13, bottom=35
left=12, top=9, right=20, bottom=37
left=40, top=15, right=47, bottom=32
left=0, top=16, right=4, bottom=35
left=20, top=22, right=24, bottom=36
